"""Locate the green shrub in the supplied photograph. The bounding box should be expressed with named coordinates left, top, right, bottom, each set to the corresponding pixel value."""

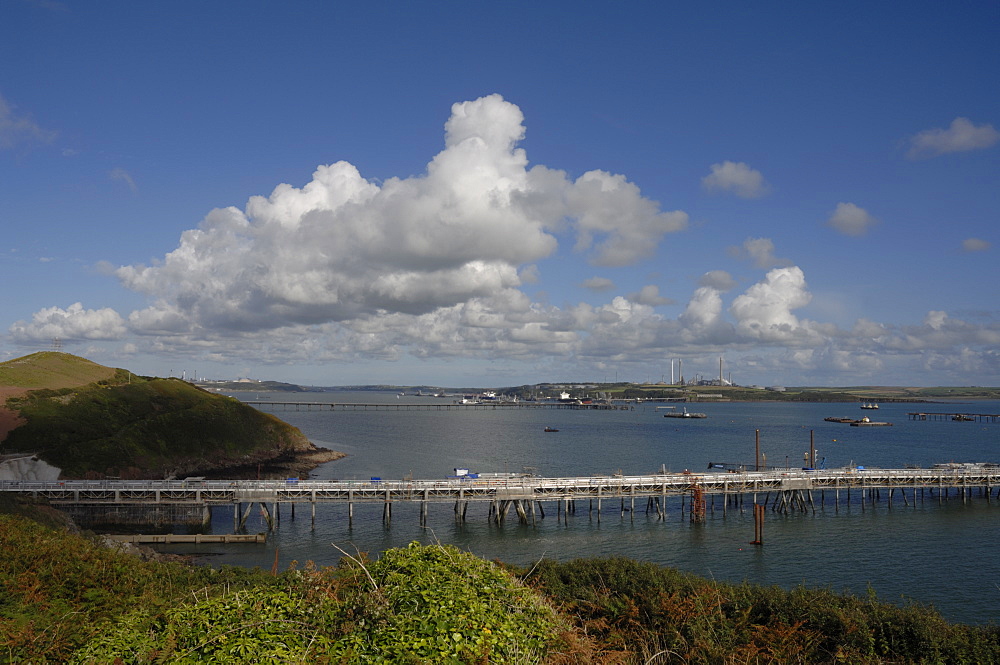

left=70, top=541, right=565, bottom=664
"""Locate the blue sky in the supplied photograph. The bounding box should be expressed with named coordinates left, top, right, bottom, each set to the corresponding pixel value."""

left=1, top=1, right=998, bottom=387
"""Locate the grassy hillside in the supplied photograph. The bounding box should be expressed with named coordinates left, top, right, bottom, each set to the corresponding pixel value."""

left=0, top=351, right=119, bottom=390
left=0, top=353, right=317, bottom=479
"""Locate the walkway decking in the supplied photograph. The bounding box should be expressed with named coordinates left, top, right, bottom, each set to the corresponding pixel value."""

left=245, top=400, right=632, bottom=411
left=5, top=465, right=999, bottom=530
left=908, top=411, right=1000, bottom=423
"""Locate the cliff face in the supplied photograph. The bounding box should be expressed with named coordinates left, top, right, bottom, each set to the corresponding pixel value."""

left=0, top=353, right=337, bottom=480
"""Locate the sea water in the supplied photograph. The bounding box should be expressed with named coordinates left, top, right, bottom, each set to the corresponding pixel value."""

left=165, top=393, right=1000, bottom=625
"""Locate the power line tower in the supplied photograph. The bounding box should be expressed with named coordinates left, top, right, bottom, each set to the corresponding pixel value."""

left=51, top=337, right=63, bottom=352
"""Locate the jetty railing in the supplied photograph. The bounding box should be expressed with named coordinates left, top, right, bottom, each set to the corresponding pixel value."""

left=4, top=465, right=999, bottom=530
left=5, top=466, right=998, bottom=504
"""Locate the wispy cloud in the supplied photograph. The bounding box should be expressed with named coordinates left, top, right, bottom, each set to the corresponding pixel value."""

left=906, top=117, right=1000, bottom=159
left=110, top=167, right=138, bottom=193
left=627, top=284, right=673, bottom=306
left=582, top=277, right=615, bottom=292
left=962, top=238, right=991, bottom=252
left=728, top=237, right=792, bottom=269
left=0, top=93, right=57, bottom=150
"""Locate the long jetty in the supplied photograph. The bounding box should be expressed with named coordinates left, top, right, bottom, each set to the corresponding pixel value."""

left=245, top=400, right=633, bottom=411
left=908, top=411, right=1000, bottom=423
left=4, top=464, right=998, bottom=531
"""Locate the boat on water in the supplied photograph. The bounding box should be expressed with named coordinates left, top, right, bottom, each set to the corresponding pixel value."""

left=663, top=407, right=707, bottom=419
left=824, top=416, right=859, bottom=423
left=860, top=402, right=880, bottom=409
left=850, top=416, right=892, bottom=427
left=544, top=426, right=559, bottom=432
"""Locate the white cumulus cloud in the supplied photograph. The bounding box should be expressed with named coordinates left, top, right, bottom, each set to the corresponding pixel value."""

left=729, top=266, right=817, bottom=343
left=826, top=202, right=878, bottom=237
left=701, top=161, right=769, bottom=198
left=698, top=270, right=737, bottom=291
left=115, top=94, right=686, bottom=334
left=907, top=117, right=1000, bottom=159
left=10, top=303, right=127, bottom=342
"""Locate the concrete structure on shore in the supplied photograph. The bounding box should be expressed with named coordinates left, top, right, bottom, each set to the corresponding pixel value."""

left=0, top=454, right=60, bottom=482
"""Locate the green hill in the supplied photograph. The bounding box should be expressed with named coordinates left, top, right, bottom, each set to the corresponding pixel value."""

left=0, top=351, right=119, bottom=389
left=0, top=353, right=330, bottom=479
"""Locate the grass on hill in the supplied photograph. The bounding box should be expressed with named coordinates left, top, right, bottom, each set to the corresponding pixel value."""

left=3, top=377, right=311, bottom=478
left=0, top=352, right=120, bottom=390
left=1, top=352, right=313, bottom=479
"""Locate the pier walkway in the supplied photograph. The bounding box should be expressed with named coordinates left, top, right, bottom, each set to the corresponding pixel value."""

left=245, top=400, right=631, bottom=411
left=907, top=411, right=1000, bottom=423
left=4, top=464, right=998, bottom=529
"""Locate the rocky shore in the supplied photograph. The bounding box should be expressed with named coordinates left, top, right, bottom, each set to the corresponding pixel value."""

left=196, top=446, right=345, bottom=480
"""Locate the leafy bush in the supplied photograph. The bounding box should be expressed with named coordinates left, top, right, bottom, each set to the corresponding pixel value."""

left=0, top=514, right=269, bottom=662
left=71, top=586, right=336, bottom=664
left=70, top=541, right=565, bottom=664
left=341, top=541, right=563, bottom=662
left=521, top=557, right=1000, bottom=664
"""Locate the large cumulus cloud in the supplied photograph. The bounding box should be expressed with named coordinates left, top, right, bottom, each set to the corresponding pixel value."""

left=116, top=94, right=687, bottom=335
left=9, top=303, right=126, bottom=342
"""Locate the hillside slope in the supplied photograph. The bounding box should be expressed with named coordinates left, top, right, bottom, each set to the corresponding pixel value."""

left=0, top=352, right=340, bottom=479
left=0, top=351, right=119, bottom=389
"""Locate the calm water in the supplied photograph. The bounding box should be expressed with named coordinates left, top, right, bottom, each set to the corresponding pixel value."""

left=167, top=393, right=1000, bottom=625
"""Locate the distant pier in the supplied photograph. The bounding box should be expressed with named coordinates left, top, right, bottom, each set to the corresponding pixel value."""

left=245, top=400, right=632, bottom=411
left=908, top=411, right=1000, bottom=423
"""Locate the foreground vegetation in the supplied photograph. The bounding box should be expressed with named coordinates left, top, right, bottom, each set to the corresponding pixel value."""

left=1, top=352, right=316, bottom=479
left=2, top=509, right=999, bottom=664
